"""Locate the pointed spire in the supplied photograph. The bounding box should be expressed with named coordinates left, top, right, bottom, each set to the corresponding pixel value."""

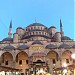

left=60, top=19, right=62, bottom=27
left=60, top=19, right=64, bottom=37
left=8, top=20, right=12, bottom=37
left=10, top=20, right=12, bottom=28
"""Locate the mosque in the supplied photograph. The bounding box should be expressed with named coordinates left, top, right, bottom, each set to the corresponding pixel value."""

left=0, top=19, right=75, bottom=75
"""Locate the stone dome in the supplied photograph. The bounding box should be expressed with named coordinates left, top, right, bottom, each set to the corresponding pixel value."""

left=61, top=36, right=71, bottom=40
left=49, top=26, right=56, bottom=29
left=4, top=45, right=15, bottom=50
left=59, top=43, right=70, bottom=49
left=16, top=27, right=24, bottom=30
left=32, top=40, right=43, bottom=45
left=28, top=23, right=46, bottom=27
left=2, top=37, right=13, bottom=42
left=18, top=44, right=29, bottom=50
left=45, top=44, right=57, bottom=49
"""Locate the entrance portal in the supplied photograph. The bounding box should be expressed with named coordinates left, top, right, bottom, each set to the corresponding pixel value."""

left=30, top=60, right=49, bottom=75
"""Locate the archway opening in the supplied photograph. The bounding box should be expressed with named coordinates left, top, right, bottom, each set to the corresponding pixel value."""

left=1, top=52, right=13, bottom=67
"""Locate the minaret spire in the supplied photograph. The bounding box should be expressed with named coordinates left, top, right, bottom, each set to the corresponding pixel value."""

left=60, top=19, right=64, bottom=37
left=8, top=20, right=12, bottom=37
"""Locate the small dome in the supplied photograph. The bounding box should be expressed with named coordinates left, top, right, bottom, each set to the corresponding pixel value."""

left=45, top=44, right=57, bottom=49
left=4, top=45, right=15, bottom=50
left=18, top=44, right=29, bottom=50
left=2, top=37, right=13, bottom=42
left=72, top=45, right=75, bottom=48
left=49, top=26, right=56, bottom=29
left=61, top=36, right=71, bottom=40
left=59, top=43, right=70, bottom=49
left=32, top=40, right=43, bottom=45
left=17, top=27, right=24, bottom=30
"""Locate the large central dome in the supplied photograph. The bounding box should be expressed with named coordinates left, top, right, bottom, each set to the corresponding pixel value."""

left=28, top=23, right=46, bottom=27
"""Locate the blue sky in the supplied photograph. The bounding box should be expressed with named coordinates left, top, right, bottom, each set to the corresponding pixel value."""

left=0, top=0, right=74, bottom=41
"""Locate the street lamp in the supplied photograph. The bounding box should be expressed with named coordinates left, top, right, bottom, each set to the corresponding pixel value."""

left=71, top=53, right=75, bottom=75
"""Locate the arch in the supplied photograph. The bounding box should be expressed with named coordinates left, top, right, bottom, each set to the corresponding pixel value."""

left=37, top=60, right=42, bottom=62
left=47, top=51, right=59, bottom=61
left=15, top=51, right=29, bottom=72
left=16, top=51, right=28, bottom=62
left=1, top=52, right=13, bottom=66
left=61, top=50, right=72, bottom=67
left=62, top=50, right=72, bottom=59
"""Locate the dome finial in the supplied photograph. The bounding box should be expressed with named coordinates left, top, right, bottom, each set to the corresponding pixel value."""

left=35, top=17, right=37, bottom=23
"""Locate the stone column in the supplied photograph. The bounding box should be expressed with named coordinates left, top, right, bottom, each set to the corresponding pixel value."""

left=12, top=51, right=16, bottom=68
left=0, top=56, right=1, bottom=65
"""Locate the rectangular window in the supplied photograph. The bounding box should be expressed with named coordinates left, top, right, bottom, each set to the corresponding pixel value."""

left=73, top=59, right=75, bottom=63
left=53, top=59, right=56, bottom=64
left=19, top=60, right=22, bottom=65
left=5, top=61, right=8, bottom=65
left=66, top=59, right=69, bottom=63
left=26, top=60, right=28, bottom=64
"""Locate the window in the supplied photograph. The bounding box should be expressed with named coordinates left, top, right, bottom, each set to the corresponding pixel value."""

left=73, top=59, right=75, bottom=63
left=26, top=29, right=27, bottom=31
left=34, top=26, right=36, bottom=29
left=31, top=27, right=33, bottom=30
left=66, top=59, right=69, bottom=63
left=26, top=60, right=28, bottom=64
left=42, top=32, right=44, bottom=35
left=5, top=61, right=8, bottom=65
left=36, top=32, right=38, bottom=35
left=45, top=33, right=46, bottom=35
left=19, top=60, right=22, bottom=65
left=38, top=27, right=39, bottom=29
left=41, top=27, right=42, bottom=30
left=39, top=32, right=41, bottom=35
left=53, top=59, right=56, bottom=64
left=33, top=32, right=34, bottom=35
left=30, top=32, right=31, bottom=35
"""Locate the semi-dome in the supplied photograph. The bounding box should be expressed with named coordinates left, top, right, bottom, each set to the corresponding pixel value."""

left=59, top=43, right=70, bottom=49
left=45, top=44, right=57, bottom=49
left=18, top=44, right=29, bottom=50
left=32, top=40, right=43, bottom=45
left=61, top=36, right=71, bottom=40
left=4, top=45, right=15, bottom=50
left=2, top=37, right=13, bottom=42
left=28, top=23, right=46, bottom=27
left=72, top=45, right=75, bottom=48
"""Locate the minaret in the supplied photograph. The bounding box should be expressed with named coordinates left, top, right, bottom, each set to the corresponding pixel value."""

left=60, top=19, right=64, bottom=37
left=8, top=20, right=12, bottom=37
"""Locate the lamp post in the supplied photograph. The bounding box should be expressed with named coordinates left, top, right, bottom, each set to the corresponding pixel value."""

left=71, top=53, right=75, bottom=75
